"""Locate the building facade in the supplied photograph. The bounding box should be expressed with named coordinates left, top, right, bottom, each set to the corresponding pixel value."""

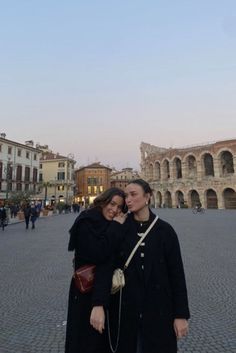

left=74, top=162, right=111, bottom=206
left=0, top=134, right=41, bottom=203
left=140, top=139, right=236, bottom=209
left=37, top=145, right=76, bottom=205
left=110, top=167, right=140, bottom=190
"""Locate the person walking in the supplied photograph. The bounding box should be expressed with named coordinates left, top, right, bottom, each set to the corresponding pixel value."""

left=109, top=179, right=190, bottom=353
left=65, top=187, right=125, bottom=353
left=23, top=203, right=31, bottom=229
left=30, top=203, right=38, bottom=229
left=0, top=205, right=7, bottom=231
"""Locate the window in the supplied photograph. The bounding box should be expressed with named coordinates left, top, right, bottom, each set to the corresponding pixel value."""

left=25, top=184, right=29, bottom=191
left=99, top=186, right=104, bottom=193
left=39, top=173, right=43, bottom=182
left=17, top=149, right=22, bottom=157
left=88, top=186, right=92, bottom=194
left=26, top=151, right=30, bottom=159
left=34, top=154, right=37, bottom=161
left=40, top=164, right=42, bottom=169
left=16, top=165, right=22, bottom=181
left=25, top=167, right=30, bottom=182
left=57, top=172, right=65, bottom=180
left=8, top=146, right=12, bottom=154
left=58, top=162, right=65, bottom=168
left=0, top=144, right=2, bottom=152
left=58, top=185, right=64, bottom=191
left=16, top=183, right=22, bottom=191
left=33, top=168, right=38, bottom=182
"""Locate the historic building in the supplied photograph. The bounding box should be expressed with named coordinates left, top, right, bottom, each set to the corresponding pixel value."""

left=110, top=167, right=140, bottom=190
left=140, top=139, right=236, bottom=209
left=37, top=145, right=76, bottom=205
left=74, top=162, right=111, bottom=206
left=0, top=134, right=41, bottom=203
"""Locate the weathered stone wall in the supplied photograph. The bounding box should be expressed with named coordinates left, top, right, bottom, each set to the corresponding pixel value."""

left=140, top=140, right=236, bottom=209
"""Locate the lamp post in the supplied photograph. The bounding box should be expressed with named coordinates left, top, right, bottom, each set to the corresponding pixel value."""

left=4, top=158, right=12, bottom=203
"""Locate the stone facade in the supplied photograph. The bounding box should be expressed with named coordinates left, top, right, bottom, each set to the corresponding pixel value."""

left=0, top=135, right=41, bottom=202
left=110, top=167, right=140, bottom=191
left=75, top=162, right=111, bottom=206
left=140, top=139, right=236, bottom=209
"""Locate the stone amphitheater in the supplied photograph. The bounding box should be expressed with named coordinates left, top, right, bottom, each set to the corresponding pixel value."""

left=140, top=139, right=236, bottom=209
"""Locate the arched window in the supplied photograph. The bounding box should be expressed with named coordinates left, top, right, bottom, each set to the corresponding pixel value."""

left=221, top=151, right=234, bottom=175
left=203, top=154, right=214, bottom=176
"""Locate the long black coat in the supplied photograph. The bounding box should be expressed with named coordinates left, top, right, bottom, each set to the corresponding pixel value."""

left=65, top=208, right=122, bottom=353
left=109, top=211, right=190, bottom=353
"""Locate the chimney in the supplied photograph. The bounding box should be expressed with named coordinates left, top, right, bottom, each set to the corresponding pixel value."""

left=25, top=140, right=34, bottom=147
left=0, top=133, right=6, bottom=139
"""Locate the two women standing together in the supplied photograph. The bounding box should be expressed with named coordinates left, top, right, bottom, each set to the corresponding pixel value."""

left=65, top=179, right=190, bottom=353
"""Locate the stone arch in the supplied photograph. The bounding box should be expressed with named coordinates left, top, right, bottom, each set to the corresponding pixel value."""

left=184, top=154, right=197, bottom=178
left=202, top=153, right=214, bottom=176
left=206, top=189, right=218, bottom=209
left=220, top=151, right=234, bottom=176
left=173, top=157, right=182, bottom=179
left=154, top=161, right=161, bottom=180
left=164, top=190, right=172, bottom=208
left=162, top=159, right=170, bottom=180
left=155, top=191, right=162, bottom=208
left=189, top=190, right=200, bottom=208
left=150, top=194, right=155, bottom=208
left=175, top=190, right=185, bottom=208
left=223, top=188, right=236, bottom=209
left=149, top=163, right=154, bottom=180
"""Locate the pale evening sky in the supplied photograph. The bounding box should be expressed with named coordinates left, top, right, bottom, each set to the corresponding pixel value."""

left=1, top=0, right=236, bottom=170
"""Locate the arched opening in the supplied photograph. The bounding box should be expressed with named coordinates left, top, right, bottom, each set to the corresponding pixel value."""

left=221, top=151, right=234, bottom=176
left=187, top=155, right=197, bottom=178
left=203, top=153, right=214, bottom=176
left=175, top=190, right=185, bottom=208
left=173, top=158, right=182, bottom=179
left=154, top=162, right=161, bottom=181
left=156, top=191, right=162, bottom=208
left=163, top=160, right=170, bottom=180
left=206, top=189, right=218, bottom=209
left=190, top=190, right=200, bottom=208
left=164, top=191, right=172, bottom=208
left=149, top=164, right=154, bottom=180
left=223, top=188, right=236, bottom=209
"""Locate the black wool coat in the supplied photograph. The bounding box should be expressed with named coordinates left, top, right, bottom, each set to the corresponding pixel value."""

left=65, top=208, right=122, bottom=353
left=108, top=211, right=190, bottom=353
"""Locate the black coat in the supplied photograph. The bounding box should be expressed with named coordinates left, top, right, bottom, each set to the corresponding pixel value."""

left=65, top=208, right=122, bottom=353
left=109, top=211, right=190, bottom=353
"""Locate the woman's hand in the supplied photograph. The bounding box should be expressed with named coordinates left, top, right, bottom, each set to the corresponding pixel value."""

left=113, top=212, right=128, bottom=224
left=90, top=306, right=105, bottom=334
left=173, top=318, right=189, bottom=339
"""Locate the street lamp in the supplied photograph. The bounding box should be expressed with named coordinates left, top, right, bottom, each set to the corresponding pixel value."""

left=4, top=158, right=12, bottom=203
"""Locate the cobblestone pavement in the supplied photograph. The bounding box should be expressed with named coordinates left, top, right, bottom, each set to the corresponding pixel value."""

left=0, top=209, right=236, bottom=353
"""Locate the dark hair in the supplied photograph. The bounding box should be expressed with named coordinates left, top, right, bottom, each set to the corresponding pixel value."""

left=127, top=179, right=153, bottom=196
left=93, top=187, right=125, bottom=211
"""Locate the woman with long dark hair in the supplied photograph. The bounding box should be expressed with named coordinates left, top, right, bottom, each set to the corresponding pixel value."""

left=65, top=187, right=125, bottom=353
left=110, top=179, right=190, bottom=353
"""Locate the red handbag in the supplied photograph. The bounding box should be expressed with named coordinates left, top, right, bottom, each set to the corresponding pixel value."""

left=73, top=264, right=96, bottom=293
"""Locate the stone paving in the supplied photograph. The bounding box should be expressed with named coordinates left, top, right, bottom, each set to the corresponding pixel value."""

left=0, top=209, right=236, bottom=353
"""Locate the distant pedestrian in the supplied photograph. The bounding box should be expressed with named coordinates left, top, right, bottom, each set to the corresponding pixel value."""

left=23, top=203, right=31, bottom=229
left=0, top=205, right=7, bottom=231
left=30, top=204, right=38, bottom=229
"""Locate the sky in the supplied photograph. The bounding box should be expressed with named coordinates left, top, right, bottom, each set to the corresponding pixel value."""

left=1, top=0, right=236, bottom=170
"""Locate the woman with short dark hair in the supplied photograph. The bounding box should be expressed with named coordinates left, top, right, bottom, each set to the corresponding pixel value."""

left=65, top=187, right=125, bottom=353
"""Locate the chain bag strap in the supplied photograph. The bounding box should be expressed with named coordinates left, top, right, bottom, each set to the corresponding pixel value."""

left=107, top=215, right=159, bottom=352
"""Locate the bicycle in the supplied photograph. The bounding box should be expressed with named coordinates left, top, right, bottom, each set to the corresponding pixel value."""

left=192, top=207, right=205, bottom=214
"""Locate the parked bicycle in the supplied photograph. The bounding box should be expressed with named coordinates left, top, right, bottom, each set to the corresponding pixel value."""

left=192, top=206, right=205, bottom=214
